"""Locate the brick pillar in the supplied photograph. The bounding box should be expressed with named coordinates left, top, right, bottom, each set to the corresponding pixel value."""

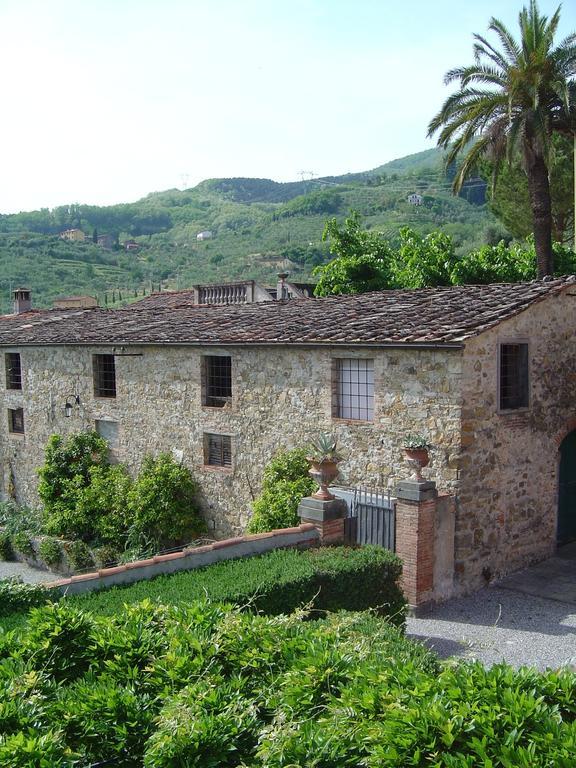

left=395, top=480, right=437, bottom=608
left=297, top=497, right=347, bottom=544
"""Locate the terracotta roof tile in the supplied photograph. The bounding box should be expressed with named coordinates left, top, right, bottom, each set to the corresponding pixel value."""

left=0, top=278, right=572, bottom=347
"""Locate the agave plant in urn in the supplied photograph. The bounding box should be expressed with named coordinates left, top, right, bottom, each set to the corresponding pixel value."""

left=402, top=434, right=431, bottom=482
left=306, top=433, right=342, bottom=500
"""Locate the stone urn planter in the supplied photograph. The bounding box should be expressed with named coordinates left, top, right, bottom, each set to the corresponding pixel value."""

left=306, top=433, right=342, bottom=501
left=402, top=435, right=430, bottom=482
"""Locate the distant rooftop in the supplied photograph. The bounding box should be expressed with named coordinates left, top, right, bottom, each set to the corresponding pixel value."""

left=0, top=278, right=572, bottom=348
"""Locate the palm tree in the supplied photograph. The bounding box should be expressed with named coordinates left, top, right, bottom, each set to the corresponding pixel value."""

left=428, top=1, right=576, bottom=277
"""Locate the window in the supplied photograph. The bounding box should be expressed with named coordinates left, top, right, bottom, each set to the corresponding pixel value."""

left=205, top=433, right=232, bottom=468
left=333, top=358, right=374, bottom=421
left=8, top=407, right=24, bottom=434
left=93, top=354, right=116, bottom=398
left=203, top=355, right=232, bottom=407
left=5, top=353, right=21, bottom=390
left=499, top=343, right=529, bottom=411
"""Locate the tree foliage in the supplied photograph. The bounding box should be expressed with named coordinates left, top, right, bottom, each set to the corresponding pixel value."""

left=428, top=0, right=576, bottom=276
left=313, top=214, right=457, bottom=295
left=482, top=134, right=575, bottom=244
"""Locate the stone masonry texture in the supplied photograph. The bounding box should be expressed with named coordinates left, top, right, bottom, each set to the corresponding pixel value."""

left=0, top=344, right=462, bottom=540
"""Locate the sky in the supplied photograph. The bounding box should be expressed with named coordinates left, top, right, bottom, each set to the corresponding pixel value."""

left=0, top=0, right=574, bottom=214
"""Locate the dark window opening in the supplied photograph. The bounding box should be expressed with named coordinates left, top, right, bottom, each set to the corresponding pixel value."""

left=93, top=354, right=116, bottom=398
left=205, top=433, right=232, bottom=467
left=334, top=358, right=374, bottom=421
left=500, top=343, right=529, bottom=410
left=5, top=353, right=22, bottom=390
left=8, top=407, right=24, bottom=434
left=204, top=356, right=232, bottom=407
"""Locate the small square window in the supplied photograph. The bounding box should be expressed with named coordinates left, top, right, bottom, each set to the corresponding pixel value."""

left=333, top=358, right=374, bottom=421
left=95, top=419, right=119, bottom=450
left=8, top=407, right=24, bottom=434
left=5, top=353, right=22, bottom=390
left=204, top=433, right=232, bottom=468
left=203, top=356, right=232, bottom=407
left=499, top=343, right=529, bottom=410
left=93, top=354, right=116, bottom=398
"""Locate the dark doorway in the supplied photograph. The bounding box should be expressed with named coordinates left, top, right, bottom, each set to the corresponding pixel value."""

left=558, top=430, right=576, bottom=544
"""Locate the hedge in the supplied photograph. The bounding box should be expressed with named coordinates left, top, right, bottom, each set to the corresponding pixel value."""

left=70, top=545, right=406, bottom=626
left=0, top=600, right=574, bottom=767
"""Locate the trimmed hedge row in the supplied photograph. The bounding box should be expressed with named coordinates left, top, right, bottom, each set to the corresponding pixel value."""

left=70, top=545, right=406, bottom=626
left=0, top=546, right=406, bottom=633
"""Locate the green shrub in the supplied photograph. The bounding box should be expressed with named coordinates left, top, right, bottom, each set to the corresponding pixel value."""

left=76, top=464, right=132, bottom=546
left=0, top=577, right=51, bottom=617
left=64, top=540, right=94, bottom=572
left=247, top=447, right=315, bottom=533
left=10, top=531, right=34, bottom=558
left=0, top=600, right=573, bottom=767
left=93, top=544, right=120, bottom=568
left=126, top=453, right=205, bottom=549
left=39, top=431, right=110, bottom=540
left=0, top=501, right=42, bottom=537
left=38, top=537, right=62, bottom=568
left=0, top=531, right=12, bottom=561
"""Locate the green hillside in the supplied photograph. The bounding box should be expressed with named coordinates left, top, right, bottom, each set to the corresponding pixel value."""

left=0, top=148, right=497, bottom=312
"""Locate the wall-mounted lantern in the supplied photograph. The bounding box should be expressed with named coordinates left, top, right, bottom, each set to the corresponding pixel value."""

left=63, top=394, right=81, bottom=418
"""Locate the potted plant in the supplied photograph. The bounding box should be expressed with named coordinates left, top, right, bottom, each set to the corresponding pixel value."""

left=306, top=433, right=342, bottom=501
left=402, top=434, right=431, bottom=482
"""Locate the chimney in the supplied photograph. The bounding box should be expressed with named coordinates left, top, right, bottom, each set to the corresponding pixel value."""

left=13, top=288, right=32, bottom=314
left=277, top=272, right=289, bottom=301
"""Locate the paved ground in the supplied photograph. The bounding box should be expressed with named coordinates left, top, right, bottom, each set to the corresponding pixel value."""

left=407, top=544, right=576, bottom=671
left=0, top=559, right=57, bottom=584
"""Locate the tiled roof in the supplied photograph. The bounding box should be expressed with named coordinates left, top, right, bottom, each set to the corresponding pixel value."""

left=0, top=278, right=573, bottom=347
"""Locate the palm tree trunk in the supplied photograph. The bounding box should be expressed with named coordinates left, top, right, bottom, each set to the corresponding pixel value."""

left=525, top=151, right=554, bottom=277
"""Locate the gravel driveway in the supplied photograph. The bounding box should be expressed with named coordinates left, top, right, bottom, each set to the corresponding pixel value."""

left=407, top=546, right=576, bottom=671
left=0, top=560, right=57, bottom=584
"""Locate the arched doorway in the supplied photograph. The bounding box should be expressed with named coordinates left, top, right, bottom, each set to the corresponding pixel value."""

left=558, top=430, right=576, bottom=544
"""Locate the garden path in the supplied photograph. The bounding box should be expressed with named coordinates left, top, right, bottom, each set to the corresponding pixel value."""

left=0, top=560, right=57, bottom=584
left=407, top=544, right=576, bottom=671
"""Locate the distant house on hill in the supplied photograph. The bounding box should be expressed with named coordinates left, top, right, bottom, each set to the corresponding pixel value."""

left=59, top=229, right=85, bottom=242
left=196, top=230, right=213, bottom=241
left=97, top=234, right=115, bottom=250
left=407, top=193, right=423, bottom=205
left=123, top=240, right=140, bottom=252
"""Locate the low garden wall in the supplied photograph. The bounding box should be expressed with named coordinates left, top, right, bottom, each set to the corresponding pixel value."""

left=47, top=524, right=320, bottom=595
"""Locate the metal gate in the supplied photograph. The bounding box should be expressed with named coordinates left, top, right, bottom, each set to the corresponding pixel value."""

left=334, top=486, right=395, bottom=550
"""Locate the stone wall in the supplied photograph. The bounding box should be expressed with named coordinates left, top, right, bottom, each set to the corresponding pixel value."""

left=0, top=343, right=463, bottom=537
left=457, top=289, right=576, bottom=592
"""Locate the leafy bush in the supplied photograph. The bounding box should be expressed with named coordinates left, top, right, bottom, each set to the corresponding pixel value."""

left=0, top=531, right=12, bottom=561
left=38, top=537, right=62, bottom=568
left=10, top=532, right=34, bottom=558
left=247, top=448, right=315, bottom=533
left=0, top=577, right=51, bottom=617
left=63, top=540, right=94, bottom=572
left=0, top=600, right=574, bottom=767
left=0, top=501, right=42, bottom=537
left=76, top=464, right=132, bottom=545
left=126, top=453, right=205, bottom=550
left=93, top=544, right=120, bottom=568
left=39, top=431, right=110, bottom=540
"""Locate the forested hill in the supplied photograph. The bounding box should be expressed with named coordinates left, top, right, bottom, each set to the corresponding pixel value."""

left=0, top=147, right=495, bottom=312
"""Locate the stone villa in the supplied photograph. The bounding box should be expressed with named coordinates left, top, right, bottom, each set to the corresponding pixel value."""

left=1, top=278, right=575, bottom=597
